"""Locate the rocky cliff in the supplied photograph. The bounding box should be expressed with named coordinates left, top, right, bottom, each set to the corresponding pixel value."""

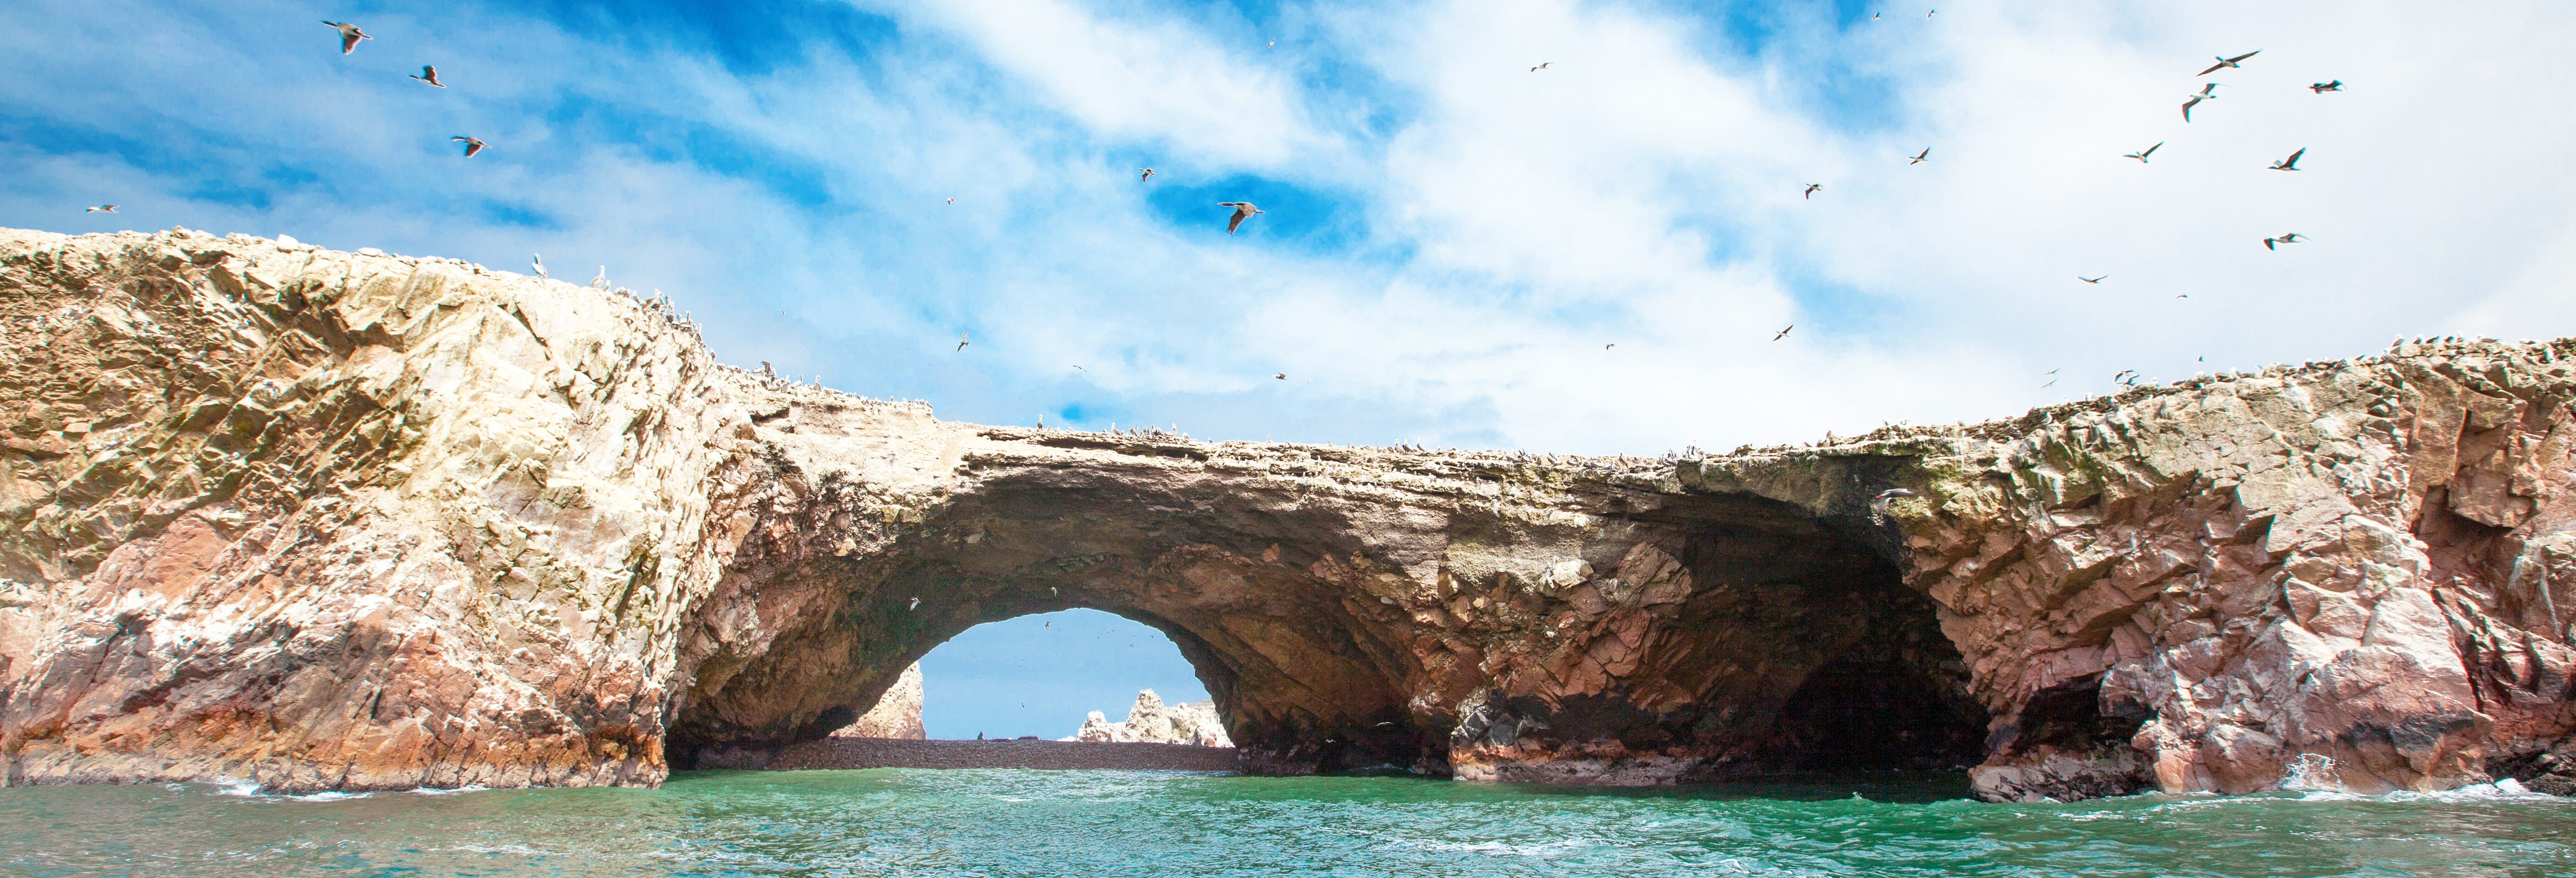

left=830, top=661, right=922, bottom=739
left=1074, top=690, right=1232, bottom=747
left=2, top=228, right=2570, bottom=800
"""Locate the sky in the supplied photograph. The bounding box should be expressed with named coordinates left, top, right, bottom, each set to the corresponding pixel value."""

left=9, top=1, right=2573, bottom=729
left=915, top=609, right=1208, bottom=739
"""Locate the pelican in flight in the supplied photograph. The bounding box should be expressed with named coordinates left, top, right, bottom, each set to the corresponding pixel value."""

left=452, top=136, right=486, bottom=157
left=2197, top=50, right=2258, bottom=76
left=2269, top=147, right=2305, bottom=171
left=2263, top=233, right=2304, bottom=251
left=1138, top=168, right=1155, bottom=182
left=2310, top=80, right=2343, bottom=94
left=411, top=65, right=444, bottom=87
left=2079, top=276, right=2106, bottom=284
left=2182, top=83, right=2218, bottom=122
left=1802, top=183, right=1822, bottom=199
left=530, top=253, right=547, bottom=277
left=1908, top=147, right=1930, bottom=165
left=323, top=21, right=370, bottom=55
left=2124, top=142, right=2161, bottom=163
left=85, top=205, right=117, bottom=213
left=1773, top=325, right=1793, bottom=341
left=1219, top=201, right=1264, bottom=234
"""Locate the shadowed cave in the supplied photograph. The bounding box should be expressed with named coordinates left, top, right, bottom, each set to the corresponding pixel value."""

left=666, top=466, right=1989, bottom=779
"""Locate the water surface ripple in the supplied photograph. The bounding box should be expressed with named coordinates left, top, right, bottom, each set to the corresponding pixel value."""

left=1, top=769, right=2569, bottom=877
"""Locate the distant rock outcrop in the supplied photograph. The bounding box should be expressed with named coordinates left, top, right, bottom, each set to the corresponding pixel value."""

left=1073, top=690, right=1232, bottom=747
left=831, top=662, right=922, bottom=739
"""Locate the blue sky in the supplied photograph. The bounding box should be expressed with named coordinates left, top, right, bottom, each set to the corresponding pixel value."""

left=917, top=609, right=1209, bottom=739
left=8, top=0, right=2575, bottom=730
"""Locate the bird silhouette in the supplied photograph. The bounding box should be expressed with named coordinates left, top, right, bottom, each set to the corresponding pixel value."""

left=2182, top=84, right=2219, bottom=122
left=1219, top=201, right=1263, bottom=234
left=956, top=331, right=971, bottom=351
left=530, top=254, right=546, bottom=277
left=85, top=205, right=116, bottom=213
left=2198, top=50, right=2259, bottom=76
left=322, top=21, right=370, bottom=55
left=1138, top=168, right=1155, bottom=182
left=2263, top=233, right=2304, bottom=250
left=1908, top=147, right=1930, bottom=165
left=451, top=136, right=486, bottom=157
left=591, top=267, right=607, bottom=289
left=2269, top=147, right=2305, bottom=171
left=1773, top=325, right=1793, bottom=341
left=1802, top=183, right=1822, bottom=199
left=410, top=65, right=444, bottom=88
left=1273, top=373, right=1287, bottom=380
left=2079, top=276, right=2106, bottom=284
left=2309, top=80, right=2343, bottom=94
left=1531, top=62, right=1552, bottom=72
left=2125, top=142, right=2162, bottom=163
left=1604, top=343, right=1616, bottom=350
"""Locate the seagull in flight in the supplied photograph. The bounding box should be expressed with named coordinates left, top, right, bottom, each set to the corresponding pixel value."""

left=956, top=331, right=971, bottom=351
left=1908, top=147, right=1930, bottom=165
left=1531, top=62, right=1552, bottom=72
left=2042, top=368, right=2059, bottom=388
left=1604, top=343, right=1616, bottom=350
left=411, top=65, right=444, bottom=88
left=2198, top=50, right=2259, bottom=76
left=1273, top=373, right=1287, bottom=380
left=1871, top=488, right=1918, bottom=514
left=2263, top=233, right=2304, bottom=250
left=2125, top=142, right=2161, bottom=163
left=1219, top=201, right=1264, bottom=234
left=323, top=21, right=370, bottom=55
left=452, top=136, right=486, bottom=157
left=2182, top=84, right=2218, bottom=122
left=1802, top=183, right=1822, bottom=199
left=1773, top=324, right=1793, bottom=341
left=85, top=205, right=117, bottom=213
left=2268, top=147, right=2305, bottom=171
left=530, top=254, right=547, bottom=277
left=2309, top=80, right=2344, bottom=94
left=1138, top=168, right=1155, bottom=182
left=2079, top=276, right=2106, bottom=284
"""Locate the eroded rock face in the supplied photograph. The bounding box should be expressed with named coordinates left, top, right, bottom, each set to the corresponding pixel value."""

left=1074, top=690, right=1232, bottom=747
left=1, top=228, right=2570, bottom=800
left=829, top=661, right=922, bottom=739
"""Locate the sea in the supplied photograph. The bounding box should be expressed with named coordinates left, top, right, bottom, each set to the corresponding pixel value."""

left=2, top=769, right=2570, bottom=877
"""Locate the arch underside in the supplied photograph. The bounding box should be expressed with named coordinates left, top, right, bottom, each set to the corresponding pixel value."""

left=670, top=467, right=1988, bottom=782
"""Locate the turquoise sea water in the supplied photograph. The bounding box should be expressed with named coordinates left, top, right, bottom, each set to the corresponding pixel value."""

left=2, top=769, right=2570, bottom=877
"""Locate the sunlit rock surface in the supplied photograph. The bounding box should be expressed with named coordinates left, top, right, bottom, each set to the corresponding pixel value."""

left=829, top=661, right=922, bottom=739
left=2, top=228, right=2572, bottom=801
left=1073, top=690, right=1232, bottom=747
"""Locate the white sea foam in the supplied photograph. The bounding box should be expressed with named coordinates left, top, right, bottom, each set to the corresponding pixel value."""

left=410, top=785, right=491, bottom=796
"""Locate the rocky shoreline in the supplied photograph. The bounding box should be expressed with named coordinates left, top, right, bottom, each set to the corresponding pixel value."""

left=3, top=227, right=2572, bottom=801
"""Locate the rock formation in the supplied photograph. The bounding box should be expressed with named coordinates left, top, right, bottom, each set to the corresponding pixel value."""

left=1073, top=689, right=1232, bottom=747
left=829, top=661, right=922, bottom=739
left=1, top=228, right=2571, bottom=800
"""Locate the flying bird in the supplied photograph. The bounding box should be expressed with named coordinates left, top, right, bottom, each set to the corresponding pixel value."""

left=1267, top=39, right=1276, bottom=48
left=1273, top=372, right=1287, bottom=380
left=946, top=197, right=955, bottom=205
left=1871, top=488, right=1919, bottom=514
left=956, top=331, right=971, bottom=351
left=2309, top=80, right=2343, bottom=94
left=2198, top=50, right=2259, bottom=76
left=908, top=597, right=919, bottom=611
left=2042, top=368, right=2060, bottom=388
left=530, top=253, right=546, bottom=277
left=2125, top=142, right=2162, bottom=163
left=2263, top=233, right=2304, bottom=250
left=322, top=21, right=370, bottom=55
left=1772, top=324, right=1793, bottom=341
left=2269, top=147, right=2305, bottom=171
left=1219, top=201, right=1264, bottom=234
left=1802, top=183, right=1822, bottom=199
left=2182, top=83, right=2218, bottom=122
left=1604, top=344, right=1616, bottom=350
left=451, top=136, right=485, bottom=157
left=1908, top=147, right=1930, bottom=165
left=411, top=65, right=444, bottom=88
left=1872, top=12, right=1882, bottom=20
left=85, top=205, right=116, bottom=213
left=1926, top=9, right=1936, bottom=17
left=1138, top=168, right=1155, bottom=182
left=2079, top=276, right=2106, bottom=284
left=1531, top=62, right=1552, bottom=72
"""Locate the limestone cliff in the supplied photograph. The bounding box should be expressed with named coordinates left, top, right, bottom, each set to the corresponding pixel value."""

left=1074, top=690, right=1232, bottom=747
left=830, top=661, right=922, bottom=739
left=1, top=228, right=2570, bottom=800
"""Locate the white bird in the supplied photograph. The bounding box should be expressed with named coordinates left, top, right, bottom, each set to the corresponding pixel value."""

left=1531, top=62, right=1552, bottom=72
left=1773, top=325, right=1793, bottom=341
left=452, top=135, right=486, bottom=157
left=531, top=254, right=547, bottom=277
left=592, top=267, right=608, bottom=289
left=1871, top=488, right=1919, bottom=514
left=908, top=597, right=920, bottom=611
left=2182, top=83, right=2218, bottom=122
left=2269, top=147, right=2305, bottom=171
left=2198, top=50, right=2259, bottom=77
left=2125, top=142, right=2161, bottom=163
left=1908, top=147, right=1930, bottom=165
left=411, top=65, right=445, bottom=88
left=322, top=21, right=370, bottom=55
left=1802, top=183, right=1822, bottom=199
left=1218, top=201, right=1264, bottom=234
left=85, top=205, right=117, bottom=213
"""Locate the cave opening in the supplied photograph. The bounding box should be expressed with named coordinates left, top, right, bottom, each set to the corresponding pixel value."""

left=905, top=608, right=1222, bottom=742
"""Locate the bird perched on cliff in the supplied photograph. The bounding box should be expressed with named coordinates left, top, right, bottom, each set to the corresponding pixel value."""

left=2198, top=50, right=2259, bottom=76
left=1219, top=201, right=1264, bottom=234
left=1908, top=147, right=1930, bottom=165
left=2263, top=233, right=2304, bottom=250
left=591, top=267, right=608, bottom=289
left=2079, top=276, right=2106, bottom=284
left=1772, top=324, right=1793, bottom=341
left=2182, top=84, right=2219, bottom=122
left=956, top=331, right=970, bottom=351
left=2269, top=147, right=2305, bottom=171
left=2310, top=80, right=2344, bottom=94
left=452, top=136, right=486, bottom=157
left=410, top=65, right=445, bottom=87
left=85, top=205, right=116, bottom=213
left=1138, top=168, right=1155, bottom=182
left=323, top=21, right=370, bottom=54
left=2124, top=142, right=2161, bottom=163
left=1531, top=62, right=1552, bottom=71
left=1802, top=183, right=1822, bottom=199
